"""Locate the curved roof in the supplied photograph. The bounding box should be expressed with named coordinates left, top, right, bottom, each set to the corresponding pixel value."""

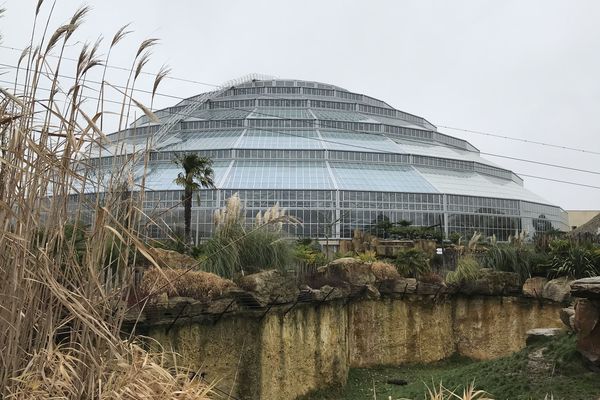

left=87, top=78, right=560, bottom=209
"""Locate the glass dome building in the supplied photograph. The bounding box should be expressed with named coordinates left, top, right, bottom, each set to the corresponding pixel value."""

left=85, top=78, right=568, bottom=243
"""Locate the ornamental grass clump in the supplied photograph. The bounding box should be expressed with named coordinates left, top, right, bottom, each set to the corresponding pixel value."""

left=203, top=193, right=297, bottom=278
left=0, top=3, right=213, bottom=398
left=140, top=267, right=236, bottom=301
left=446, top=256, right=482, bottom=285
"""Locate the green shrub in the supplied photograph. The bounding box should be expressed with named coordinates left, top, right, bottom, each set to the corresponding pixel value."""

left=355, top=250, right=377, bottom=263
left=528, top=251, right=552, bottom=276
left=394, top=248, right=430, bottom=278
left=482, top=245, right=531, bottom=284
left=203, top=194, right=295, bottom=278
left=446, top=256, right=482, bottom=285
left=449, top=232, right=462, bottom=245
left=295, top=243, right=327, bottom=268
left=548, top=240, right=599, bottom=279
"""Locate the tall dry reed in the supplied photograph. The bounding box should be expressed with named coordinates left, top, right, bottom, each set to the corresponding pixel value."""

left=0, top=3, right=211, bottom=398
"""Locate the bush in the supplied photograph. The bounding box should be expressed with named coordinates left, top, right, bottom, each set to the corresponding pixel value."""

left=140, top=267, right=236, bottom=300
left=528, top=251, right=552, bottom=276
left=394, top=248, right=430, bottom=278
left=446, top=256, right=482, bottom=285
left=355, top=250, right=377, bottom=263
left=295, top=243, right=327, bottom=268
left=371, top=261, right=400, bottom=281
left=419, top=271, right=445, bottom=285
left=482, top=245, right=531, bottom=284
left=203, top=194, right=295, bottom=278
left=548, top=240, right=599, bottom=279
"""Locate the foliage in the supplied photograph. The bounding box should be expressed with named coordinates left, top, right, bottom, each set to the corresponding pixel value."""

left=355, top=250, right=377, bottom=263
left=368, top=215, right=442, bottom=240
left=449, top=232, right=462, bottom=245
left=389, top=225, right=443, bottom=241
left=547, top=239, right=599, bottom=279
left=528, top=251, right=552, bottom=276
left=446, top=256, right=482, bottom=285
left=152, top=236, right=204, bottom=258
left=295, top=243, right=327, bottom=268
left=202, top=194, right=295, bottom=278
left=140, top=267, right=236, bottom=300
left=394, top=248, right=430, bottom=278
left=419, top=271, right=445, bottom=285
left=300, top=334, right=599, bottom=400
left=173, top=153, right=215, bottom=246
left=0, top=3, right=213, bottom=398
left=370, top=261, right=400, bottom=281
left=8, top=342, right=213, bottom=400
left=482, top=245, right=531, bottom=284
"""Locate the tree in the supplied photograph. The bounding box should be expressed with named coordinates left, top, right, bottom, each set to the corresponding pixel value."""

left=174, top=154, right=215, bottom=246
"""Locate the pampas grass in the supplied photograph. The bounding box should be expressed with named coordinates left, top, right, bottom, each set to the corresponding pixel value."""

left=204, top=193, right=297, bottom=278
left=0, top=3, right=213, bottom=398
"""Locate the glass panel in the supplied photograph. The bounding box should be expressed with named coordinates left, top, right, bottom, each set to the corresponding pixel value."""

left=331, top=163, right=438, bottom=193
left=222, top=160, right=333, bottom=190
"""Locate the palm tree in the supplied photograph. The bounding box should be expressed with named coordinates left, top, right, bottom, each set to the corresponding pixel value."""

left=174, top=154, right=216, bottom=246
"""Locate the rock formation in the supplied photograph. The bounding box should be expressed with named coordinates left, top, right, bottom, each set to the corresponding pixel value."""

left=570, top=277, right=600, bottom=368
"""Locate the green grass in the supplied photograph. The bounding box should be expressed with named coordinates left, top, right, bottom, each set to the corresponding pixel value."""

left=300, top=334, right=600, bottom=400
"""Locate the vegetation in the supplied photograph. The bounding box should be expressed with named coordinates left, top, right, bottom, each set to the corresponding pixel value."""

left=140, top=267, right=236, bottom=300
left=394, top=248, right=431, bottom=278
left=547, top=239, right=599, bottom=279
left=174, top=153, right=215, bottom=246
left=295, top=240, right=328, bottom=269
left=446, top=256, right=482, bottom=285
left=202, top=194, right=296, bottom=278
left=482, top=245, right=532, bottom=284
left=356, top=250, right=378, bottom=263
left=0, top=3, right=213, bottom=398
left=369, top=216, right=442, bottom=241
left=300, top=334, right=599, bottom=400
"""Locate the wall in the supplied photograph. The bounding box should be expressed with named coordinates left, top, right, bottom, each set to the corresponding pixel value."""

left=142, top=296, right=563, bottom=400
left=567, top=210, right=600, bottom=230
left=348, top=298, right=455, bottom=367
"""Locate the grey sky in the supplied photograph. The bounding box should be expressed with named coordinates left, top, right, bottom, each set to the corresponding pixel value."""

left=1, top=0, right=599, bottom=210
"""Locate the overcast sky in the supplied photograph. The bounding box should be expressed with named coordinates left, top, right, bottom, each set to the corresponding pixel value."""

left=1, top=0, right=599, bottom=210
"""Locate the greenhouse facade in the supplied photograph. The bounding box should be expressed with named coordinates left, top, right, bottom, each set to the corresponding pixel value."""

left=84, top=78, right=569, bottom=243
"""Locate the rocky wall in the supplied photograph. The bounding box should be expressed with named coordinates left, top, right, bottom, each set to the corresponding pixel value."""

left=453, top=296, right=562, bottom=359
left=146, top=315, right=263, bottom=400
left=348, top=298, right=455, bottom=367
left=142, top=296, right=563, bottom=400
left=259, top=302, right=349, bottom=400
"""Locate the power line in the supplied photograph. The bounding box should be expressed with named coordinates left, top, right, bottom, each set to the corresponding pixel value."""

left=438, top=125, right=600, bottom=156
left=2, top=63, right=599, bottom=189
left=517, top=174, right=600, bottom=190
left=2, top=56, right=597, bottom=162
left=0, top=44, right=221, bottom=89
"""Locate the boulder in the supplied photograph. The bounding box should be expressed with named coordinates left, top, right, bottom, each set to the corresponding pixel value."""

left=571, top=277, right=600, bottom=299
left=236, top=270, right=299, bottom=307
left=542, top=277, right=573, bottom=303
left=298, top=285, right=347, bottom=302
left=148, top=247, right=198, bottom=269
left=378, top=278, right=417, bottom=296
left=459, top=268, right=520, bottom=296
left=560, top=307, right=576, bottom=330
left=416, top=281, right=446, bottom=296
left=526, top=328, right=563, bottom=345
left=573, top=298, right=600, bottom=367
left=574, top=299, right=600, bottom=337
left=522, top=277, right=547, bottom=298
left=314, top=258, right=376, bottom=287
left=363, top=284, right=380, bottom=300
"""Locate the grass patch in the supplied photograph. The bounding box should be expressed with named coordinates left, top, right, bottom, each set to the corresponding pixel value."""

left=300, top=334, right=600, bottom=400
